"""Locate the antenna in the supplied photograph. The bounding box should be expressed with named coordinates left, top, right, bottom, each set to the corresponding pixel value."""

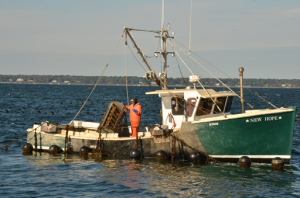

left=161, top=0, right=165, bottom=51
left=189, top=0, right=193, bottom=53
left=161, top=0, right=165, bottom=29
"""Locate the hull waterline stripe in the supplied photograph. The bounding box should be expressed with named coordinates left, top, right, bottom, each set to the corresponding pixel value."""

left=210, top=155, right=290, bottom=159
left=33, top=146, right=66, bottom=150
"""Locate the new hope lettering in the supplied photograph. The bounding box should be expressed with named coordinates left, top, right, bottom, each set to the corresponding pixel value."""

left=246, top=116, right=282, bottom=123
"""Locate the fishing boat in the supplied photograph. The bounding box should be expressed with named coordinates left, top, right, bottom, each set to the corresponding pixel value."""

left=25, top=2, right=296, bottom=164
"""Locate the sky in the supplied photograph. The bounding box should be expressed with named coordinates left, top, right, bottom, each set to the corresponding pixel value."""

left=0, top=0, right=300, bottom=79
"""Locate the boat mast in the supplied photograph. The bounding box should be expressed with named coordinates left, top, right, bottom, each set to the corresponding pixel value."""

left=162, top=29, right=168, bottom=89
left=159, top=0, right=173, bottom=90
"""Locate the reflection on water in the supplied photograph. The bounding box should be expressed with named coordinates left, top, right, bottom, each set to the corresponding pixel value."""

left=0, top=84, right=300, bottom=197
left=11, top=153, right=299, bottom=197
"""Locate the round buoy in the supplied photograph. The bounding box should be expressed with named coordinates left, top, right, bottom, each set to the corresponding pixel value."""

left=130, top=149, right=141, bottom=159
left=22, top=143, right=33, bottom=154
left=20, top=111, right=24, bottom=113
left=81, top=102, right=84, bottom=105
left=50, top=112, right=54, bottom=114
left=59, top=102, right=62, bottom=104
left=22, top=107, right=25, bottom=109
left=8, top=93, right=11, bottom=96
left=272, top=157, right=284, bottom=170
left=36, top=110, right=41, bottom=113
left=8, top=107, right=11, bottom=109
left=4, top=110, right=9, bottom=113
left=69, top=102, right=72, bottom=104
left=90, top=102, right=92, bottom=105
left=189, top=153, right=201, bottom=163
left=239, top=156, right=251, bottom=167
left=85, top=112, right=89, bottom=115
left=155, top=150, right=167, bottom=162
left=79, top=146, right=91, bottom=156
left=144, top=104, right=147, bottom=106
left=49, top=145, right=62, bottom=155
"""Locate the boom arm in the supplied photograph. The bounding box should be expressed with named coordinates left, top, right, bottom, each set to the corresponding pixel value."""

left=124, top=27, right=162, bottom=87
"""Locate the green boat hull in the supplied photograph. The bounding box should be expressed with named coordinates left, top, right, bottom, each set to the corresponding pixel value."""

left=191, top=107, right=297, bottom=163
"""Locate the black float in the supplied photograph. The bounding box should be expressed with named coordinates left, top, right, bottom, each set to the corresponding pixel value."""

left=22, top=143, right=33, bottom=154
left=130, top=149, right=141, bottom=159
left=4, top=110, right=9, bottom=113
left=79, top=146, right=91, bottom=156
left=189, top=153, right=201, bottom=163
left=238, top=156, right=251, bottom=167
left=155, top=150, right=167, bottom=162
left=49, top=145, right=62, bottom=155
left=272, top=157, right=284, bottom=170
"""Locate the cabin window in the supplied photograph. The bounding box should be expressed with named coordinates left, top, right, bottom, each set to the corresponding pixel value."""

left=171, top=97, right=185, bottom=115
left=225, top=96, right=233, bottom=113
left=187, top=98, right=197, bottom=117
left=213, top=97, right=227, bottom=114
left=196, top=98, right=214, bottom=116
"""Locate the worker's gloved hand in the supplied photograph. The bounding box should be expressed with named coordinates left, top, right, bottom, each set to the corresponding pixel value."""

left=121, top=102, right=124, bottom=105
left=132, top=109, right=138, bottom=113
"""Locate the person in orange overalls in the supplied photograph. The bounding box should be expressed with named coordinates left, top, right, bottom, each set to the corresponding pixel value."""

left=124, top=97, right=142, bottom=137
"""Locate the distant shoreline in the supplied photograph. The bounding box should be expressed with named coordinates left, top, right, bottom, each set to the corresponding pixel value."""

left=1, top=75, right=299, bottom=88
left=0, top=82, right=299, bottom=89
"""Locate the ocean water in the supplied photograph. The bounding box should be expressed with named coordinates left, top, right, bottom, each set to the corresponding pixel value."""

left=0, top=84, right=299, bottom=197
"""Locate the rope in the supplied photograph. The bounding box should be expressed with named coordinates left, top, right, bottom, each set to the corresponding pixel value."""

left=173, top=39, right=278, bottom=109
left=125, top=44, right=129, bottom=105
left=171, top=45, right=187, bottom=86
left=172, top=135, right=221, bottom=164
left=0, top=125, right=40, bottom=150
left=126, top=28, right=160, bottom=34
left=189, top=0, right=193, bottom=53
left=127, top=45, right=147, bottom=72
left=70, top=32, right=124, bottom=123
left=168, top=40, right=226, bottom=118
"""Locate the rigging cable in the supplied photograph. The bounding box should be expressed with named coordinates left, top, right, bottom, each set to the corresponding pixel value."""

left=168, top=40, right=226, bottom=117
left=170, top=45, right=187, bottom=86
left=173, top=39, right=278, bottom=109
left=171, top=39, right=256, bottom=110
left=70, top=32, right=124, bottom=123
left=125, top=43, right=129, bottom=105
left=189, top=0, right=193, bottom=53
left=127, top=45, right=147, bottom=72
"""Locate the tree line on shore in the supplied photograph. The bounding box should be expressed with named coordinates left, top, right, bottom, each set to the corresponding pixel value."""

left=0, top=75, right=299, bottom=87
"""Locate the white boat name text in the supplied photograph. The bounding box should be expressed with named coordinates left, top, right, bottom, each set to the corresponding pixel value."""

left=246, top=116, right=282, bottom=123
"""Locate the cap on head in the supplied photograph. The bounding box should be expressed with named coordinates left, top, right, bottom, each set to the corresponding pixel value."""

left=130, top=97, right=138, bottom=103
